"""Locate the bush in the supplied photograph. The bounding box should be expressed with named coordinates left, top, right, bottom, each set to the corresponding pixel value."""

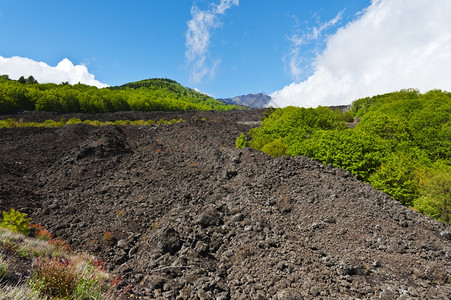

left=30, top=255, right=115, bottom=299
left=341, top=111, right=354, bottom=123
left=368, top=151, right=423, bottom=206
left=29, top=224, right=53, bottom=241
left=1, top=209, right=31, bottom=235
left=261, top=138, right=288, bottom=157
left=30, top=257, right=80, bottom=298
left=413, top=163, right=451, bottom=223
left=296, top=129, right=390, bottom=180
left=235, top=133, right=248, bottom=149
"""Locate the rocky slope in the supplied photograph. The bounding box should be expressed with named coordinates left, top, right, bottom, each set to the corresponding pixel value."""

left=0, top=110, right=450, bottom=299
left=218, top=93, right=272, bottom=108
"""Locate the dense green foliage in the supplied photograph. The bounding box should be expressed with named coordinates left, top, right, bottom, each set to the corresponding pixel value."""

left=0, top=75, right=239, bottom=113
left=235, top=133, right=248, bottom=149
left=0, top=208, right=31, bottom=235
left=244, top=90, right=451, bottom=223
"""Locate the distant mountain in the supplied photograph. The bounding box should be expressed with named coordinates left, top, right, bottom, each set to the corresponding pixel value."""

left=218, top=93, right=272, bottom=108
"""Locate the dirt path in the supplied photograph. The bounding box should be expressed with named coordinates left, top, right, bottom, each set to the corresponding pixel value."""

left=0, top=110, right=450, bottom=299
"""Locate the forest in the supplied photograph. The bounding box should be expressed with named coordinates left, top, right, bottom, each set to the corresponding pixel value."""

left=238, top=89, right=451, bottom=224
left=0, top=75, right=239, bottom=113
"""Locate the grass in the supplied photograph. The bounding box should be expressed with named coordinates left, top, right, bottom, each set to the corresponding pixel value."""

left=0, top=227, right=123, bottom=300
left=0, top=117, right=185, bottom=128
left=0, top=254, right=8, bottom=279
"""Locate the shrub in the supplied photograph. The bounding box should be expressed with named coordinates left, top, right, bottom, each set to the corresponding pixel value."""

left=30, top=255, right=115, bottom=299
left=341, top=111, right=354, bottom=123
left=368, top=151, right=422, bottom=206
left=263, top=106, right=276, bottom=120
left=103, top=232, right=114, bottom=242
left=261, top=138, right=288, bottom=157
left=29, top=224, right=53, bottom=241
left=30, top=257, right=80, bottom=298
left=235, top=133, right=248, bottom=149
left=413, top=163, right=451, bottom=223
left=66, top=117, right=82, bottom=125
left=0, top=209, right=31, bottom=235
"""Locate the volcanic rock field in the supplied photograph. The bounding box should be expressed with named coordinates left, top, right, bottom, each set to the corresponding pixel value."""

left=0, top=110, right=450, bottom=299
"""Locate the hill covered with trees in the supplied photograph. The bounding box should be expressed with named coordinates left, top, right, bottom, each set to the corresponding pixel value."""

left=0, top=75, right=239, bottom=113
left=238, top=89, right=451, bottom=224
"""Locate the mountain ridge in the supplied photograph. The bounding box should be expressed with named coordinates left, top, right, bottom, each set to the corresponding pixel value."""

left=218, top=92, right=272, bottom=108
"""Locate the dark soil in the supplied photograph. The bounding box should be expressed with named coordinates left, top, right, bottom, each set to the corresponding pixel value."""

left=0, top=110, right=450, bottom=299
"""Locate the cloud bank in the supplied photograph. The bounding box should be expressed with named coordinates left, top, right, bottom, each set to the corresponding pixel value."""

left=0, top=56, right=108, bottom=88
left=271, top=0, right=451, bottom=107
left=185, top=0, right=239, bottom=83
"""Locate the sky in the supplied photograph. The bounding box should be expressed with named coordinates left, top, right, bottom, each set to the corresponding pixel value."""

left=1, top=0, right=450, bottom=107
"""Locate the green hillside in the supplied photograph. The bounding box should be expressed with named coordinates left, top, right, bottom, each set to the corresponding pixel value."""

left=112, top=78, right=236, bottom=111
left=0, top=75, right=239, bottom=113
left=238, top=89, right=451, bottom=224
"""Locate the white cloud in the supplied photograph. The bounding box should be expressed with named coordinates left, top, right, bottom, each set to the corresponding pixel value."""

left=0, top=56, right=108, bottom=88
left=271, top=0, right=451, bottom=108
left=185, top=0, right=239, bottom=83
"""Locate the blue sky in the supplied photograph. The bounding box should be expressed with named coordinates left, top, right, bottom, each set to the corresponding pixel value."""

left=1, top=0, right=451, bottom=107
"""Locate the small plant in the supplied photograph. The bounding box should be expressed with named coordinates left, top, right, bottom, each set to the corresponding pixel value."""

left=29, top=224, right=53, bottom=241
left=49, top=238, right=71, bottom=254
left=30, top=254, right=117, bottom=299
left=1, top=209, right=31, bottom=235
left=109, top=274, right=122, bottom=288
left=30, top=257, right=80, bottom=298
left=103, top=231, right=114, bottom=242
left=0, top=254, right=8, bottom=278
left=92, top=257, right=106, bottom=271
left=235, top=132, right=248, bottom=149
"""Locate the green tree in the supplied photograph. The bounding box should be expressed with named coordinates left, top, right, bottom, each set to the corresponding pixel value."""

left=27, top=75, right=38, bottom=84
left=413, top=163, right=451, bottom=223
left=18, top=76, right=27, bottom=84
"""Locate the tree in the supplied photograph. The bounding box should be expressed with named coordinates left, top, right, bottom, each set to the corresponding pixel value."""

left=27, top=75, right=38, bottom=84
left=18, top=76, right=26, bottom=84
left=0, top=74, right=10, bottom=81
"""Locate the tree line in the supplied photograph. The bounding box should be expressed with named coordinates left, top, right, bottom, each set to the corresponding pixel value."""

left=0, top=75, right=239, bottom=113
